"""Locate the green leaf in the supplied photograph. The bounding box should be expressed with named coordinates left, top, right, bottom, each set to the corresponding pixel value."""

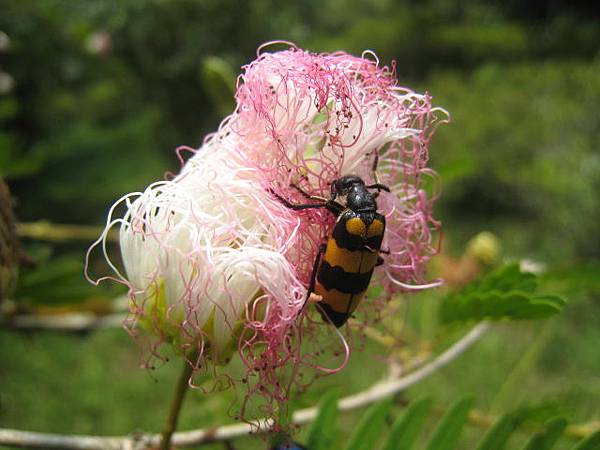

left=306, top=391, right=339, bottom=450
left=343, top=399, right=392, bottom=450
left=382, top=396, right=432, bottom=450
left=14, top=254, right=113, bottom=304
left=424, top=396, right=473, bottom=450
left=520, top=417, right=567, bottom=450
left=510, top=403, right=567, bottom=424
left=440, top=264, right=566, bottom=323
left=570, top=430, right=600, bottom=450
left=200, top=56, right=236, bottom=117
left=475, top=414, right=520, bottom=450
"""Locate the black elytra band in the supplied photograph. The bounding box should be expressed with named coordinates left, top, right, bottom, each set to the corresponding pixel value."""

left=331, top=217, right=385, bottom=252
left=316, top=260, right=373, bottom=295
left=317, top=302, right=351, bottom=328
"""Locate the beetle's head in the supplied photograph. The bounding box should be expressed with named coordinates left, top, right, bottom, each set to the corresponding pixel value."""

left=331, top=175, right=364, bottom=196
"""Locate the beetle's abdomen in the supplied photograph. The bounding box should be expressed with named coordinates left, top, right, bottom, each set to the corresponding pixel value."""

left=314, top=211, right=385, bottom=327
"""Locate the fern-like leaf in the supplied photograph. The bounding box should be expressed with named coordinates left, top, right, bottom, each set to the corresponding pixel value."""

left=570, top=430, right=600, bottom=450
left=424, top=396, right=473, bottom=450
left=440, top=264, right=566, bottom=323
left=520, top=417, right=567, bottom=450
left=475, top=413, right=521, bottom=450
left=343, top=399, right=392, bottom=450
left=382, top=396, right=432, bottom=450
left=306, top=391, right=339, bottom=450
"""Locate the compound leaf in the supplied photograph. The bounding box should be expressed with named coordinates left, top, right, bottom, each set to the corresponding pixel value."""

left=424, top=396, right=473, bottom=450
left=343, top=399, right=392, bottom=450
left=306, top=391, right=339, bottom=450
left=441, top=264, right=566, bottom=323
left=382, top=396, right=433, bottom=450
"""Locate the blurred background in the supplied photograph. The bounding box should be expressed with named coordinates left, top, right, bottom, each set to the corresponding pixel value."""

left=0, top=0, right=598, bottom=449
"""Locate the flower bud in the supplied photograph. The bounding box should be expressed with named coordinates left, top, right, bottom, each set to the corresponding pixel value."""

left=465, top=231, right=501, bottom=266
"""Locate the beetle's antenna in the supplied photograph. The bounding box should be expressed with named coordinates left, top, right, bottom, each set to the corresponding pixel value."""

left=364, top=152, right=389, bottom=193
left=291, top=184, right=328, bottom=202
left=372, top=153, right=380, bottom=186
left=366, top=183, right=390, bottom=192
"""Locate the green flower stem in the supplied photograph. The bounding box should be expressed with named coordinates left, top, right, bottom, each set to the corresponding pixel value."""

left=278, top=399, right=290, bottom=429
left=159, top=352, right=198, bottom=450
left=270, top=399, right=291, bottom=447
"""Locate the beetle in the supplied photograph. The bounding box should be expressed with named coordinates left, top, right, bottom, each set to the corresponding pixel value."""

left=271, top=441, right=308, bottom=450
left=271, top=171, right=389, bottom=327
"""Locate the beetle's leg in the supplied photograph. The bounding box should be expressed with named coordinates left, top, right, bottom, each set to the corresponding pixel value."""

left=270, top=188, right=344, bottom=216
left=325, top=200, right=345, bottom=216
left=376, top=248, right=390, bottom=266
left=269, top=189, right=329, bottom=211
left=291, top=184, right=346, bottom=215
left=367, top=247, right=389, bottom=265
left=304, top=243, right=327, bottom=307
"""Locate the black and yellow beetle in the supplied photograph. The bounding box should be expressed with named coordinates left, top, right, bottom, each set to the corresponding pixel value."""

left=272, top=174, right=389, bottom=327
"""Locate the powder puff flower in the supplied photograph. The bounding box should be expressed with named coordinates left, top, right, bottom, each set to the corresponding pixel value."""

left=87, top=42, right=447, bottom=420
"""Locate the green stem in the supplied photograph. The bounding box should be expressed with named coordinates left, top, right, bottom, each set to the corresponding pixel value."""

left=278, top=400, right=290, bottom=429
left=271, top=399, right=291, bottom=447
left=159, top=352, right=197, bottom=450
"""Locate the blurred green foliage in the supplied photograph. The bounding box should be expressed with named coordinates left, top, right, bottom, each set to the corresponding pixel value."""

left=440, top=264, right=566, bottom=323
left=1, top=0, right=598, bottom=238
left=0, top=0, right=599, bottom=447
left=299, top=395, right=598, bottom=450
left=429, top=61, right=600, bottom=260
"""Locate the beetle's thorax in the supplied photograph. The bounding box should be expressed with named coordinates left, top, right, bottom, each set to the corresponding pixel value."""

left=332, top=175, right=378, bottom=214
left=346, top=184, right=377, bottom=212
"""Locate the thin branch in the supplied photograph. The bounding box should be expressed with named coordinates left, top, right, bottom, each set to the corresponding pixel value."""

left=0, top=296, right=129, bottom=331
left=17, top=222, right=117, bottom=243
left=0, top=323, right=489, bottom=449
left=0, top=431, right=126, bottom=450
left=0, top=313, right=128, bottom=331
left=303, top=323, right=489, bottom=413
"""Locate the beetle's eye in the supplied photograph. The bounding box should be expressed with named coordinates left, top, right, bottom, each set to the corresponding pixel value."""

left=333, top=180, right=346, bottom=193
